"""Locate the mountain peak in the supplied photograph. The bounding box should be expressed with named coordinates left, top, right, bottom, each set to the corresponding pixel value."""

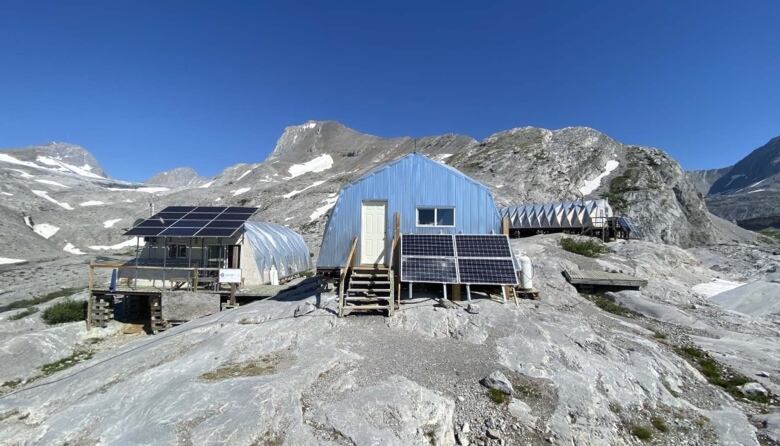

left=2, top=141, right=107, bottom=177
left=145, top=167, right=206, bottom=187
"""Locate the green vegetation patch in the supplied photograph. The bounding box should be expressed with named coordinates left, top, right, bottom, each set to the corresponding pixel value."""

left=630, top=425, right=653, bottom=441
left=759, top=228, right=780, bottom=243
left=675, top=345, right=770, bottom=404
left=8, top=307, right=39, bottom=321
left=585, top=294, right=640, bottom=318
left=559, top=237, right=609, bottom=258
left=487, top=388, right=508, bottom=404
left=651, top=416, right=668, bottom=433
left=40, top=349, right=94, bottom=377
left=0, top=287, right=84, bottom=313
left=42, top=300, right=87, bottom=325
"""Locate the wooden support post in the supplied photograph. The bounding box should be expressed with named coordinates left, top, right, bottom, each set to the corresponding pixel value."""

left=229, top=283, right=237, bottom=306
left=501, top=217, right=512, bottom=305
left=134, top=237, right=140, bottom=288
left=162, top=236, right=168, bottom=290
left=451, top=284, right=461, bottom=301
left=86, top=263, right=94, bottom=329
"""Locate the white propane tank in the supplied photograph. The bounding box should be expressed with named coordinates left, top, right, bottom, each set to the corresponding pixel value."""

left=270, top=264, right=279, bottom=286
left=516, top=252, right=534, bottom=290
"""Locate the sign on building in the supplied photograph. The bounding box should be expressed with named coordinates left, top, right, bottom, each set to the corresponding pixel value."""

left=218, top=268, right=242, bottom=283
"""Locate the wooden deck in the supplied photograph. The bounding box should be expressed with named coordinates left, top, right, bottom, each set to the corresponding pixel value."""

left=92, top=276, right=312, bottom=298
left=563, top=269, right=647, bottom=288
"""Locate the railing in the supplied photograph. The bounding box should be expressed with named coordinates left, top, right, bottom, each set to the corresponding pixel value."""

left=338, top=236, right=358, bottom=317
left=88, top=262, right=223, bottom=293
left=389, top=212, right=401, bottom=309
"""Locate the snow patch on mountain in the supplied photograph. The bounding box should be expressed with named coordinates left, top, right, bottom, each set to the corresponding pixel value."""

left=33, top=223, right=60, bottom=239
left=287, top=154, right=333, bottom=179
left=103, top=218, right=122, bottom=228
left=63, top=243, right=85, bottom=255
left=34, top=179, right=69, bottom=188
left=198, top=180, right=215, bottom=189
left=310, top=194, right=338, bottom=221
left=283, top=180, right=325, bottom=198
left=579, top=160, right=619, bottom=195
left=0, top=257, right=25, bottom=265
left=80, top=200, right=106, bottom=207
left=89, top=239, right=141, bottom=251
left=692, top=278, right=745, bottom=298
left=231, top=187, right=250, bottom=196
left=107, top=187, right=169, bottom=193
left=5, top=168, right=34, bottom=179
left=36, top=155, right=104, bottom=179
left=236, top=169, right=254, bottom=181
left=31, top=190, right=74, bottom=210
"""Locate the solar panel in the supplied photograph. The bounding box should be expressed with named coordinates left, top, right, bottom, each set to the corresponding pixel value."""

left=400, top=233, right=517, bottom=286
left=401, top=257, right=458, bottom=283
left=160, top=206, right=196, bottom=213
left=123, top=206, right=258, bottom=238
left=455, top=235, right=512, bottom=258
left=125, top=227, right=163, bottom=236
left=457, top=258, right=517, bottom=285
left=196, top=227, right=240, bottom=237
left=401, top=234, right=455, bottom=257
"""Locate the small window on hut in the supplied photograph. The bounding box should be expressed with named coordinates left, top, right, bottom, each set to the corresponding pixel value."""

left=417, top=207, right=454, bottom=227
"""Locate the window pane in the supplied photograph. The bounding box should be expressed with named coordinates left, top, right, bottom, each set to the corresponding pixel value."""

left=437, top=208, right=454, bottom=226
left=178, top=245, right=187, bottom=258
left=418, top=208, right=435, bottom=225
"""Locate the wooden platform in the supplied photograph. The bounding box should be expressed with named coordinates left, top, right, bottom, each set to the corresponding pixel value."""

left=563, top=269, right=647, bottom=289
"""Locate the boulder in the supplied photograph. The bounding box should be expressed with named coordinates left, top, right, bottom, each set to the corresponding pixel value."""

left=738, top=382, right=768, bottom=397
left=480, top=371, right=513, bottom=395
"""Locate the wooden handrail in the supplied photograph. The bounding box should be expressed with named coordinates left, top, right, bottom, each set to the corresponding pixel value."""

left=89, top=262, right=220, bottom=272
left=338, top=236, right=358, bottom=317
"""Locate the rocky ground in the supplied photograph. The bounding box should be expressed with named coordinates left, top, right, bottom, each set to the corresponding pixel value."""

left=0, top=234, right=778, bottom=445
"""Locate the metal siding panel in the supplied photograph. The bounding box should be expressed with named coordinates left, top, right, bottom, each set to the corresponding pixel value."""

left=317, top=154, right=500, bottom=268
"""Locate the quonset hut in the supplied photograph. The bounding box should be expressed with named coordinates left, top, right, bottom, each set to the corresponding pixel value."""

left=317, top=152, right=502, bottom=271
left=317, top=153, right=512, bottom=316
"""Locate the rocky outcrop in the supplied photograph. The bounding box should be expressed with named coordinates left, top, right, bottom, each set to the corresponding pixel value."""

left=450, top=127, right=716, bottom=247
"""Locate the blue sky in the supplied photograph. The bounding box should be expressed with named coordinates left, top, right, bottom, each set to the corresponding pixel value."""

left=1, top=1, right=778, bottom=181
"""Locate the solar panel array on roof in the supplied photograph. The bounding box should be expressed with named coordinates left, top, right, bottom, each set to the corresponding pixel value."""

left=124, top=206, right=258, bottom=238
left=400, top=234, right=518, bottom=285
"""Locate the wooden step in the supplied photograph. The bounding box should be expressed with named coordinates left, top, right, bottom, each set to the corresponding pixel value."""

left=349, top=280, right=390, bottom=286
left=343, top=304, right=391, bottom=310
left=345, top=295, right=392, bottom=301
left=348, top=288, right=391, bottom=294
left=351, top=273, right=390, bottom=278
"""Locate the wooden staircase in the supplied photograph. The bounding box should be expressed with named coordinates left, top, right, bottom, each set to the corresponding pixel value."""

left=340, top=266, right=395, bottom=317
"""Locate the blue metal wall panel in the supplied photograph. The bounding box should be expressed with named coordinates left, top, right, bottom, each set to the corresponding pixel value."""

left=317, top=153, right=501, bottom=268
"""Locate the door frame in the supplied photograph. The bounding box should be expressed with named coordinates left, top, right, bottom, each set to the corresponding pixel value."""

left=359, top=200, right=388, bottom=266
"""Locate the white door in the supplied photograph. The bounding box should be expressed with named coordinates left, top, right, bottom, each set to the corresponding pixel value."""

left=361, top=202, right=387, bottom=265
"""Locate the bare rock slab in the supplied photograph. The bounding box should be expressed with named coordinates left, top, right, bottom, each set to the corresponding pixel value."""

left=318, top=375, right=456, bottom=445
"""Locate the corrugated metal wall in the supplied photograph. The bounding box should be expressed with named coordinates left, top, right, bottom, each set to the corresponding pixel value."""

left=317, top=153, right=501, bottom=268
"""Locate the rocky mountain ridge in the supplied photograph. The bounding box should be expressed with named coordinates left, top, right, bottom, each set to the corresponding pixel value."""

left=687, top=136, right=780, bottom=231
left=0, top=121, right=760, bottom=264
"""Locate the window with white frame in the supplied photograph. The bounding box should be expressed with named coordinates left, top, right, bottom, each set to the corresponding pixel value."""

left=416, top=207, right=455, bottom=227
